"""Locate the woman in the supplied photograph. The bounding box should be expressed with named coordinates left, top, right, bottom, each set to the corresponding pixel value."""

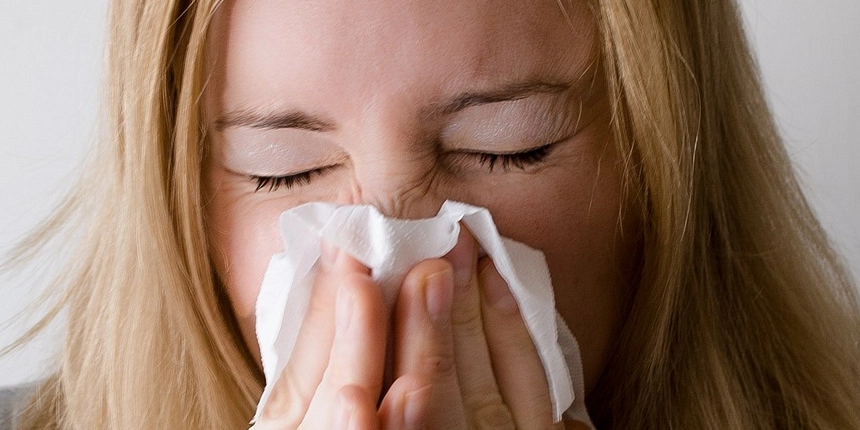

left=3, top=0, right=860, bottom=428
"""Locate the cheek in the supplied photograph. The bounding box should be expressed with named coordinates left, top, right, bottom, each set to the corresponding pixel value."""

left=541, top=177, right=634, bottom=394
left=206, top=170, right=285, bottom=356
left=467, top=144, right=635, bottom=393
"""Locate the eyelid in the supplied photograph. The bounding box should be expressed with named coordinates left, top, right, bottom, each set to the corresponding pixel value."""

left=440, top=92, right=578, bottom=148
left=449, top=143, right=555, bottom=173
left=248, top=142, right=555, bottom=193
left=216, top=128, right=345, bottom=177
left=250, top=165, right=336, bottom=192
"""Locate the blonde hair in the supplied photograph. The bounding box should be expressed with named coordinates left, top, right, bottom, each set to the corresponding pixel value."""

left=10, top=0, right=260, bottom=428
left=5, top=0, right=860, bottom=428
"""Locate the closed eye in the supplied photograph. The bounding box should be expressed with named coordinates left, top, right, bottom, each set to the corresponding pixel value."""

left=457, top=144, right=553, bottom=172
left=250, top=166, right=334, bottom=192
left=249, top=144, right=553, bottom=192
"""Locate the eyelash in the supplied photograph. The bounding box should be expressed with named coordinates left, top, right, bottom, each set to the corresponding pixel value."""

left=250, top=145, right=553, bottom=192
left=470, top=145, right=552, bottom=172
left=252, top=168, right=326, bottom=192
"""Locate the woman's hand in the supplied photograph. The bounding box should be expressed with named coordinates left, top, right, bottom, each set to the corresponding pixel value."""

left=252, top=240, right=387, bottom=429
left=378, top=229, right=565, bottom=429
left=253, top=229, right=580, bottom=429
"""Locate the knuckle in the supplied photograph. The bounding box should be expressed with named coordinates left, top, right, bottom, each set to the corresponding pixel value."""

left=305, top=284, right=336, bottom=320
left=335, top=384, right=366, bottom=407
left=305, top=297, right=331, bottom=321
left=495, top=325, right=538, bottom=356
left=469, top=397, right=515, bottom=430
left=420, top=352, right=456, bottom=378
left=451, top=304, right=484, bottom=333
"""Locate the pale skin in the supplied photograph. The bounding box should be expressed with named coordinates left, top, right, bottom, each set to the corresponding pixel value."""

left=204, top=0, right=639, bottom=428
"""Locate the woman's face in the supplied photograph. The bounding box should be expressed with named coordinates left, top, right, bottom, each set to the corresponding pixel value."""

left=204, top=0, right=639, bottom=394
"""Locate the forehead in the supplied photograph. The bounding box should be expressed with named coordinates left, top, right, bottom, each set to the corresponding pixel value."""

left=207, top=0, right=598, bottom=115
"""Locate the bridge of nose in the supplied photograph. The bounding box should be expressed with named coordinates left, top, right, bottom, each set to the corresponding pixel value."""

left=343, top=162, right=448, bottom=221
left=336, top=105, right=452, bottom=221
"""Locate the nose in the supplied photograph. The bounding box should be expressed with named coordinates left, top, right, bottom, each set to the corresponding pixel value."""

left=351, top=174, right=445, bottom=220
left=344, top=147, right=446, bottom=220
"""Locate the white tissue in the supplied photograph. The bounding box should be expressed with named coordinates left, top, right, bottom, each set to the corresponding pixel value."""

left=253, top=200, right=592, bottom=426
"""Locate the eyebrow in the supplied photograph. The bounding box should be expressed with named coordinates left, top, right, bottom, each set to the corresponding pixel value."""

left=213, top=80, right=571, bottom=132
left=214, top=110, right=336, bottom=132
left=426, top=81, right=571, bottom=117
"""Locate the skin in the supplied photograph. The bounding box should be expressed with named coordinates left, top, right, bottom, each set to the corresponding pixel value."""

left=203, top=0, right=639, bottom=427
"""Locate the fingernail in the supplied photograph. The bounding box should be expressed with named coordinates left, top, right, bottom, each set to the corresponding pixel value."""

left=336, top=286, right=354, bottom=333
left=320, top=240, right=340, bottom=271
left=444, top=226, right=476, bottom=291
left=425, top=269, right=453, bottom=322
left=480, top=262, right=519, bottom=315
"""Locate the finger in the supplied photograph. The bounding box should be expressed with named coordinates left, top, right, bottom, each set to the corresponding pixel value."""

left=390, top=258, right=468, bottom=429
left=260, top=242, right=370, bottom=426
left=333, top=385, right=381, bottom=430
left=479, top=259, right=562, bottom=429
left=301, top=268, right=387, bottom=428
left=443, top=228, right=514, bottom=428
left=378, top=373, right=431, bottom=430
left=392, top=259, right=454, bottom=377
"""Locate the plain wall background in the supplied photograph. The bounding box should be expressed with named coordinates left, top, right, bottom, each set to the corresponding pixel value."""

left=1, top=1, right=858, bottom=386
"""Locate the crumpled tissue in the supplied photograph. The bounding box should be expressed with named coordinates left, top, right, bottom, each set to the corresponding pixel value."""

left=252, top=200, right=592, bottom=426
